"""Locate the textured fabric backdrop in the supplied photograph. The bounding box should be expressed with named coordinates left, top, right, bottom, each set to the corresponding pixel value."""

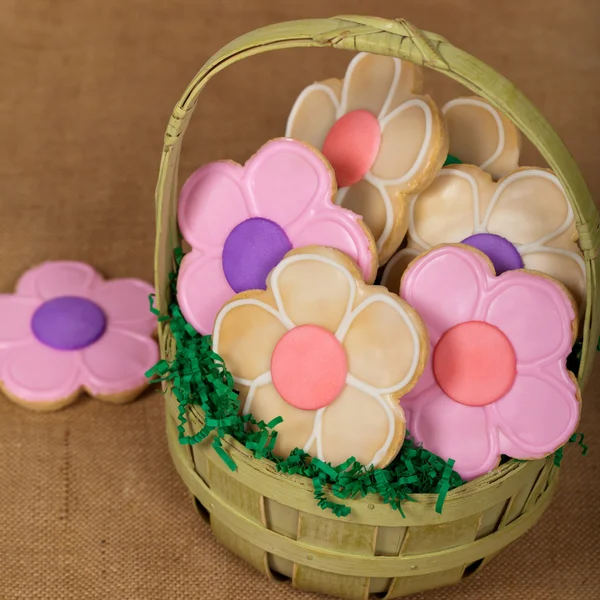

left=0, top=1, right=599, bottom=598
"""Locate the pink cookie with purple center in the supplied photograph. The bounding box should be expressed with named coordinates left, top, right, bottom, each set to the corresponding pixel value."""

left=0, top=261, right=159, bottom=411
left=176, top=138, right=377, bottom=335
left=399, top=244, right=581, bottom=480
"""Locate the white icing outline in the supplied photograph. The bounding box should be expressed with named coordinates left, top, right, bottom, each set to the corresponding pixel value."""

left=345, top=374, right=397, bottom=467
left=270, top=253, right=356, bottom=329
left=363, top=172, right=394, bottom=252
left=442, top=98, right=506, bottom=171
left=336, top=293, right=421, bottom=393
left=380, top=247, right=420, bottom=288
left=241, top=371, right=272, bottom=416
left=212, top=298, right=291, bottom=359
left=374, top=99, right=434, bottom=186
left=285, top=83, right=341, bottom=140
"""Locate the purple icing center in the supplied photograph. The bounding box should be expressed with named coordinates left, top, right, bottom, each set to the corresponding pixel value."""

left=31, top=296, right=107, bottom=351
left=461, top=233, right=524, bottom=275
left=222, top=218, right=293, bottom=293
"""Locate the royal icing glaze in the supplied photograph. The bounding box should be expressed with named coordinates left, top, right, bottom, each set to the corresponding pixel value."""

left=382, top=165, right=587, bottom=312
left=399, top=244, right=580, bottom=480
left=212, top=245, right=428, bottom=468
left=286, top=52, right=448, bottom=263
left=0, top=261, right=158, bottom=409
left=176, top=138, right=377, bottom=335
left=442, top=97, right=521, bottom=179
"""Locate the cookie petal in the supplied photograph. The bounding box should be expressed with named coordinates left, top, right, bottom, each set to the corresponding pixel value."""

left=1, top=340, right=80, bottom=403
left=401, top=246, right=486, bottom=343
left=483, top=169, right=573, bottom=245
left=176, top=254, right=232, bottom=335
left=80, top=330, right=158, bottom=397
left=0, top=295, right=38, bottom=345
left=492, top=373, right=580, bottom=458
left=410, top=388, right=499, bottom=481
left=409, top=168, right=482, bottom=249
left=484, top=271, right=575, bottom=365
left=289, top=212, right=375, bottom=283
left=381, top=248, right=420, bottom=294
left=442, top=97, right=520, bottom=179
left=246, top=382, right=316, bottom=458
left=522, top=248, right=586, bottom=311
left=269, top=251, right=355, bottom=333
left=16, top=261, right=102, bottom=299
left=339, top=179, right=388, bottom=243
left=212, top=297, right=288, bottom=384
left=342, top=53, right=398, bottom=117
left=177, top=162, right=249, bottom=251
left=370, top=97, right=441, bottom=190
left=91, top=279, right=156, bottom=336
left=319, top=383, right=404, bottom=468
left=247, top=138, right=335, bottom=228
left=340, top=293, right=424, bottom=393
left=286, top=81, right=341, bottom=150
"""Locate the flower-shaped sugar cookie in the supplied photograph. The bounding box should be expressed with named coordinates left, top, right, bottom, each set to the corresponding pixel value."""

left=442, top=97, right=521, bottom=179
left=177, top=138, right=377, bottom=335
left=382, top=165, right=586, bottom=312
left=0, top=261, right=158, bottom=410
left=399, top=245, right=580, bottom=480
left=286, top=52, right=448, bottom=262
left=213, top=246, right=428, bottom=468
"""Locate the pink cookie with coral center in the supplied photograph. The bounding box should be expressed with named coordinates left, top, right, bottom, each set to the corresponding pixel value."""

left=0, top=261, right=159, bottom=411
left=399, top=244, right=580, bottom=481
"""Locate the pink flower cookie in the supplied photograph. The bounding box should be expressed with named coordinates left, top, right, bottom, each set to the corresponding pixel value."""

left=286, top=52, right=448, bottom=263
left=213, top=246, right=428, bottom=468
left=442, top=97, right=521, bottom=179
left=0, top=261, right=158, bottom=411
left=176, top=138, right=377, bottom=335
left=399, top=245, right=580, bottom=480
left=382, top=165, right=586, bottom=313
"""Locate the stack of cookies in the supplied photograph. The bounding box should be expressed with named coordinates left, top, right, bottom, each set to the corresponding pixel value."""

left=175, top=52, right=583, bottom=482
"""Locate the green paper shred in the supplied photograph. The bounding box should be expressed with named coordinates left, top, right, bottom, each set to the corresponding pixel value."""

left=443, top=154, right=462, bottom=166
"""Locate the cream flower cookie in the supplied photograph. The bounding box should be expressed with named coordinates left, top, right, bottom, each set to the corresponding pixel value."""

left=442, top=97, right=521, bottom=179
left=286, top=52, right=448, bottom=263
left=382, top=165, right=586, bottom=312
left=212, top=246, right=428, bottom=468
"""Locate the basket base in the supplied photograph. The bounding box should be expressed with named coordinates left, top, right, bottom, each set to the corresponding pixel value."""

left=167, top=407, right=558, bottom=600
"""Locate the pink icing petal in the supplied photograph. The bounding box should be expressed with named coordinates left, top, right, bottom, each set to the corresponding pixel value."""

left=491, top=373, right=580, bottom=458
left=400, top=246, right=487, bottom=343
left=178, top=162, right=249, bottom=251
left=0, top=295, right=38, bottom=346
left=289, top=213, right=374, bottom=282
left=408, top=387, right=500, bottom=480
left=16, top=261, right=102, bottom=300
left=1, top=340, right=80, bottom=402
left=80, top=330, right=159, bottom=396
left=91, top=279, right=156, bottom=336
left=176, top=254, right=233, bottom=335
left=247, top=138, right=334, bottom=229
left=483, top=271, right=576, bottom=365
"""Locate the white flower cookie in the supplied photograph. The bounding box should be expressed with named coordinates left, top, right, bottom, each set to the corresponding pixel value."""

left=286, top=52, right=448, bottom=263
left=382, top=165, right=586, bottom=312
left=213, top=246, right=428, bottom=468
left=442, top=96, right=521, bottom=179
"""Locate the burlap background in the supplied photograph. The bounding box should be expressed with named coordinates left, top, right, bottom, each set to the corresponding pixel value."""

left=1, top=1, right=599, bottom=598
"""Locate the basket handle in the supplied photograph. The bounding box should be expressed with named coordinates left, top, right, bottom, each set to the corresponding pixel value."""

left=154, top=15, right=600, bottom=387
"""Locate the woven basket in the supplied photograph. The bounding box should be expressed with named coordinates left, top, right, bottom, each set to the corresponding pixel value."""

left=155, top=16, right=600, bottom=599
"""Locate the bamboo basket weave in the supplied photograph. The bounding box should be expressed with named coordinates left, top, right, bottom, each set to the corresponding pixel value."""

left=155, top=16, right=600, bottom=599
